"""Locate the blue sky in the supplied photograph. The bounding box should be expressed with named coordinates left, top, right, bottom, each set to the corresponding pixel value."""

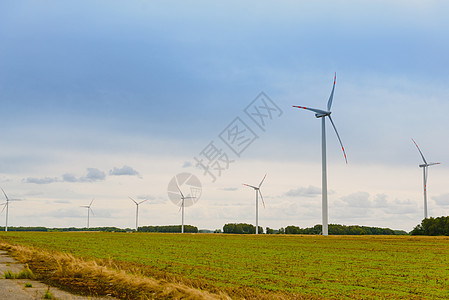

left=1, top=1, right=448, bottom=231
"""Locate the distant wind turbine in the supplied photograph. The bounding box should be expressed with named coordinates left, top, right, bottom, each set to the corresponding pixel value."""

left=412, top=139, right=440, bottom=219
left=80, top=199, right=94, bottom=229
left=175, top=184, right=195, bottom=233
left=243, top=174, right=267, bottom=235
left=129, top=197, right=148, bottom=231
left=293, top=73, right=347, bottom=236
left=0, top=188, right=21, bottom=232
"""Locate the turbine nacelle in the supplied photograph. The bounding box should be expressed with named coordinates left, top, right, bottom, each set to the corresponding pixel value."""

left=315, top=111, right=331, bottom=118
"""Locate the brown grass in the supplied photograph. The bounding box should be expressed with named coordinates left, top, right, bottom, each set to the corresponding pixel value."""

left=0, top=242, right=232, bottom=300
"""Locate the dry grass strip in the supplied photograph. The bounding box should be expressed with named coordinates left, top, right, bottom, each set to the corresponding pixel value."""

left=0, top=242, right=231, bottom=300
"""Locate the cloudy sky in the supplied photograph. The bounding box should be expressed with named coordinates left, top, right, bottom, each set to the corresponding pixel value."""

left=1, top=1, right=448, bottom=232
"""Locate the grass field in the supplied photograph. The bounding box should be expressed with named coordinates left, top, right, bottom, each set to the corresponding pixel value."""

left=0, top=232, right=448, bottom=299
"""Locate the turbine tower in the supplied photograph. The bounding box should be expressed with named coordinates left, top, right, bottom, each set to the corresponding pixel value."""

left=175, top=185, right=195, bottom=233
left=412, top=139, right=440, bottom=219
left=293, top=73, right=347, bottom=236
left=129, top=197, right=148, bottom=231
left=1, top=188, right=20, bottom=232
left=80, top=199, right=94, bottom=229
left=243, top=174, right=267, bottom=235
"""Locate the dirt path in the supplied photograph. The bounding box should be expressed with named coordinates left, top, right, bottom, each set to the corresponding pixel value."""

left=0, top=250, right=116, bottom=300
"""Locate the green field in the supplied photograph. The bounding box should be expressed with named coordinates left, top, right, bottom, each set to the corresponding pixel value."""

left=0, top=232, right=448, bottom=299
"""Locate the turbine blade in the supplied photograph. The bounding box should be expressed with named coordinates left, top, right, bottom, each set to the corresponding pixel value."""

left=89, top=198, right=94, bottom=207
left=327, top=73, right=336, bottom=111
left=428, top=162, right=441, bottom=167
left=411, top=139, right=427, bottom=165
left=179, top=205, right=182, bottom=213
left=328, top=115, right=348, bottom=164
left=138, top=199, right=149, bottom=205
left=176, top=184, right=185, bottom=198
left=129, top=197, right=138, bottom=205
left=90, top=208, right=95, bottom=216
left=1, top=204, right=6, bottom=214
left=259, top=190, right=265, bottom=208
left=292, top=106, right=329, bottom=115
left=1, top=188, right=8, bottom=201
left=258, top=174, right=267, bottom=188
left=243, top=184, right=258, bottom=189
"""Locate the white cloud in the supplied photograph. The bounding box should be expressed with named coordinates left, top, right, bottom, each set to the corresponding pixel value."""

left=182, top=161, right=193, bottom=168
left=24, top=168, right=107, bottom=184
left=62, top=173, right=78, bottom=182
left=432, top=193, right=449, bottom=206
left=24, top=177, right=58, bottom=184
left=81, top=168, right=106, bottom=182
left=109, top=165, right=141, bottom=177
left=222, top=187, right=238, bottom=191
left=340, top=192, right=370, bottom=207
left=284, top=185, right=321, bottom=198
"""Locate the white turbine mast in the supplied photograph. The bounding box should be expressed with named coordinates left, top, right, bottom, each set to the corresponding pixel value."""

left=175, top=184, right=195, bottom=233
left=243, top=174, right=267, bottom=235
left=0, top=188, right=21, bottom=232
left=129, top=197, right=148, bottom=231
left=412, top=138, right=440, bottom=219
left=293, top=73, right=347, bottom=236
left=80, top=199, right=94, bottom=229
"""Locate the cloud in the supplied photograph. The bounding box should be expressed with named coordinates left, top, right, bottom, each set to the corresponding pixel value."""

left=81, top=168, right=106, bottom=182
left=340, top=192, right=371, bottom=207
left=373, top=194, right=388, bottom=208
left=432, top=194, right=449, bottom=206
left=62, top=173, right=78, bottom=182
left=24, top=177, right=58, bottom=184
left=222, top=187, right=238, bottom=191
left=53, top=199, right=71, bottom=204
left=109, top=165, right=140, bottom=177
left=63, top=168, right=106, bottom=182
left=284, top=186, right=321, bottom=198
left=24, top=168, right=107, bottom=184
left=182, top=161, right=192, bottom=168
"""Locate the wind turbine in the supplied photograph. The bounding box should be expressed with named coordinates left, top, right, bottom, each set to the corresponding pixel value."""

left=129, top=197, right=148, bottom=231
left=0, top=188, right=20, bottom=232
left=80, top=199, right=94, bottom=229
left=293, top=73, right=347, bottom=236
left=175, top=184, right=195, bottom=233
left=412, top=138, right=440, bottom=219
left=243, top=174, right=266, bottom=235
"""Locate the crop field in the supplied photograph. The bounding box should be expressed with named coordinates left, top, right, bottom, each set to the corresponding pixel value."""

left=0, top=232, right=448, bottom=299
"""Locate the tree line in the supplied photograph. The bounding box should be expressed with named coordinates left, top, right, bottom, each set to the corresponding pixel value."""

left=223, top=223, right=264, bottom=234
left=411, top=216, right=449, bottom=236
left=0, top=226, right=130, bottom=232
left=224, top=223, right=407, bottom=235
left=138, top=225, right=198, bottom=233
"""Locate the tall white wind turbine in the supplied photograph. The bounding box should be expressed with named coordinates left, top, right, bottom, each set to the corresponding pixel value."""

left=80, top=199, right=94, bottom=229
left=129, top=197, right=148, bottom=231
left=0, top=188, right=20, bottom=232
left=293, top=73, right=347, bottom=236
left=243, top=174, right=267, bottom=235
left=412, top=138, right=440, bottom=219
left=175, top=185, right=195, bottom=233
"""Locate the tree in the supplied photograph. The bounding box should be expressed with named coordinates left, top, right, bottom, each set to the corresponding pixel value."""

left=411, top=216, right=449, bottom=236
